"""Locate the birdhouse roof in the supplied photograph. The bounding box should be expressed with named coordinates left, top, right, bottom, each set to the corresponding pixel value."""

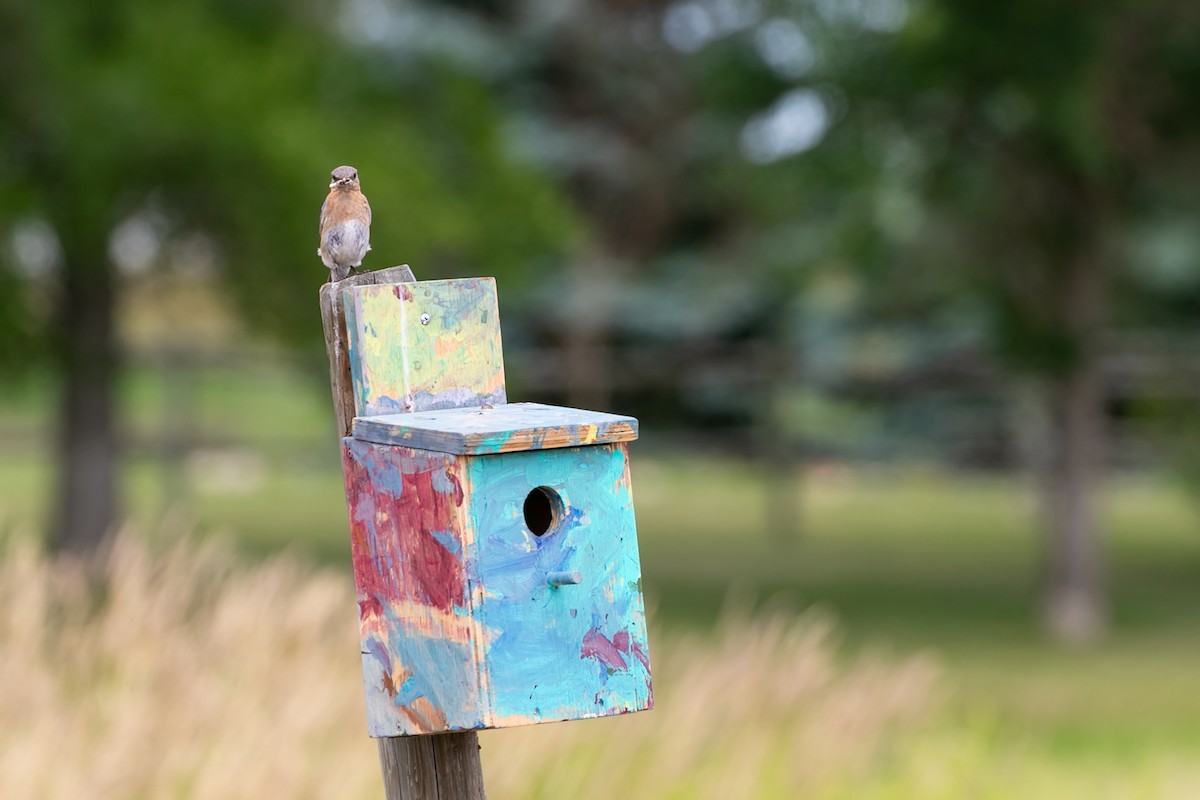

left=351, top=402, right=638, bottom=455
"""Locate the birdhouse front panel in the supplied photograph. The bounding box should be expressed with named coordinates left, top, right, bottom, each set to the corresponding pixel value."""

left=341, top=405, right=652, bottom=737
left=465, top=442, right=652, bottom=725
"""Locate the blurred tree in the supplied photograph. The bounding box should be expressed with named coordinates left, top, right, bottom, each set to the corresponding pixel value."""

left=0, top=0, right=573, bottom=558
left=425, top=2, right=809, bottom=535
left=734, top=0, right=1200, bottom=641
left=449, top=1, right=699, bottom=409
left=441, top=0, right=1200, bottom=641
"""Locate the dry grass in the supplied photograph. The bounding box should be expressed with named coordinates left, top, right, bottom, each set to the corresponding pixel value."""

left=0, top=525, right=952, bottom=799
left=0, top=528, right=378, bottom=799
left=483, top=608, right=939, bottom=799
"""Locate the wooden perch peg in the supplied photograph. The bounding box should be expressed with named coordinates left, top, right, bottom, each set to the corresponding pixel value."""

left=547, top=571, right=583, bottom=586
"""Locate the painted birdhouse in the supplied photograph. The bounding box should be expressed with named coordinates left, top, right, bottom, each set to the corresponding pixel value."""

left=338, top=277, right=652, bottom=737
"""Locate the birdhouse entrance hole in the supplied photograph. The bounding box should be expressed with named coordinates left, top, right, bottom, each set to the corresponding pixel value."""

left=524, top=486, right=563, bottom=537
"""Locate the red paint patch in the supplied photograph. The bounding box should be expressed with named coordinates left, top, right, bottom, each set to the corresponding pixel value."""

left=358, top=595, right=383, bottom=621
left=343, top=441, right=466, bottom=614
left=612, top=629, right=630, bottom=653
left=581, top=628, right=628, bottom=671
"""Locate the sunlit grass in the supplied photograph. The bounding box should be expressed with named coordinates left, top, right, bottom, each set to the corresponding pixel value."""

left=0, top=528, right=380, bottom=799
left=0, top=526, right=940, bottom=799
left=4, top=527, right=1200, bottom=798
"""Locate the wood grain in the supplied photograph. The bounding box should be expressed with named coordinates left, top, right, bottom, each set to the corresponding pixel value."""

left=320, top=264, right=486, bottom=800
left=430, top=733, right=486, bottom=799
left=377, top=734, right=485, bottom=799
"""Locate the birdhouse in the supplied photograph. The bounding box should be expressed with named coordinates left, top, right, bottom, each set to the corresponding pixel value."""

left=338, top=278, right=653, bottom=737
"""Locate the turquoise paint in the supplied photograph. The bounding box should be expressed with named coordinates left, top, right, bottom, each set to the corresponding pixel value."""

left=360, top=627, right=485, bottom=735
left=471, top=430, right=516, bottom=454
left=466, top=443, right=653, bottom=724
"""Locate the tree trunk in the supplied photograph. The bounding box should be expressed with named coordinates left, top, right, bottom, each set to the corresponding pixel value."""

left=50, top=257, right=118, bottom=559
left=755, top=334, right=802, bottom=542
left=562, top=253, right=617, bottom=410
left=1038, top=254, right=1107, bottom=644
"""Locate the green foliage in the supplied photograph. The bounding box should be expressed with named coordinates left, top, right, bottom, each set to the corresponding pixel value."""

left=0, top=0, right=576, bottom=349
left=840, top=2, right=1200, bottom=368
left=0, top=271, right=40, bottom=377
left=643, top=0, right=1200, bottom=374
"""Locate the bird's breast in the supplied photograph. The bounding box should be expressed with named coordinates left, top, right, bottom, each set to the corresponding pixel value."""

left=322, top=218, right=371, bottom=263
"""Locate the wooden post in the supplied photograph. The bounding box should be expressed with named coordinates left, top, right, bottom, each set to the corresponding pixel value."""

left=319, top=264, right=486, bottom=800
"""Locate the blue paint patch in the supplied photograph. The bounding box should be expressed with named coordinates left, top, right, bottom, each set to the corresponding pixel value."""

left=345, top=437, right=457, bottom=495
left=361, top=626, right=484, bottom=736
left=412, top=386, right=507, bottom=414
left=430, top=466, right=459, bottom=496
left=466, top=443, right=651, bottom=723
left=372, top=395, right=410, bottom=414
left=430, top=527, right=461, bottom=556
left=389, top=635, right=473, bottom=710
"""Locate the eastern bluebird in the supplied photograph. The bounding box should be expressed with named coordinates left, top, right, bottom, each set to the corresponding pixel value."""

left=318, top=165, right=372, bottom=282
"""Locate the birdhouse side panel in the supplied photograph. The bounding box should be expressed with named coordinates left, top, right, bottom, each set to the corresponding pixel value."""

left=344, top=279, right=507, bottom=417
left=341, top=438, right=489, bottom=736
left=465, top=443, right=653, bottom=727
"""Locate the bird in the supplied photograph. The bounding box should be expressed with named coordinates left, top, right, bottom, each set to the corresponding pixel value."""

left=318, top=165, right=372, bottom=282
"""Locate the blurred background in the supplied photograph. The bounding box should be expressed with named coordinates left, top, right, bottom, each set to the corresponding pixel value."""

left=4, top=0, right=1200, bottom=797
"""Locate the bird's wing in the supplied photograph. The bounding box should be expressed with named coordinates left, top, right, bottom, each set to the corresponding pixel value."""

left=319, top=192, right=333, bottom=234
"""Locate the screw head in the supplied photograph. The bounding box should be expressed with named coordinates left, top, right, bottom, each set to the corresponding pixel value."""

left=420, top=313, right=431, bottom=325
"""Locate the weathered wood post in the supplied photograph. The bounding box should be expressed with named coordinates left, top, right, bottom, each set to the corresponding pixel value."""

left=320, top=267, right=654, bottom=799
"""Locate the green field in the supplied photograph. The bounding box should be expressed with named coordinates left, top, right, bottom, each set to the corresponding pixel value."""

left=4, top=366, right=1200, bottom=795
